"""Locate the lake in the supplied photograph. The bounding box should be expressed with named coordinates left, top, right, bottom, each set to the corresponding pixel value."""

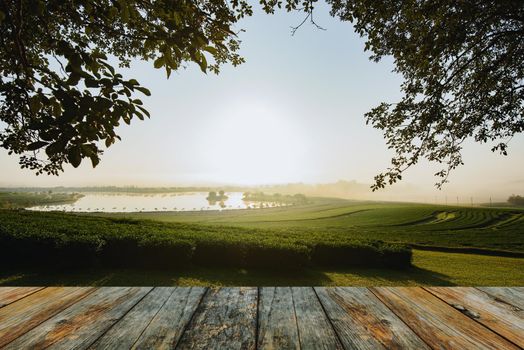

left=28, top=192, right=284, bottom=213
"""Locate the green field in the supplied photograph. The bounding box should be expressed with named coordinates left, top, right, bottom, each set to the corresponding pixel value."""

left=101, top=197, right=524, bottom=253
left=1, top=195, right=523, bottom=286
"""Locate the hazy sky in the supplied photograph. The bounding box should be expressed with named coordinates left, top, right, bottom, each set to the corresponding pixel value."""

left=1, top=2, right=523, bottom=200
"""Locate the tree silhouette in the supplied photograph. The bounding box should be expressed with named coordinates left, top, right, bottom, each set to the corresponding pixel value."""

left=328, top=0, right=524, bottom=189
left=0, top=0, right=252, bottom=174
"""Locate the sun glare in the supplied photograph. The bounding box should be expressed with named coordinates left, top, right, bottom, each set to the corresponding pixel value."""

left=196, top=99, right=307, bottom=184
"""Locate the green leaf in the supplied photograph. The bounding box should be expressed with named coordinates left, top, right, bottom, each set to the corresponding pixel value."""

left=26, top=141, right=48, bottom=151
left=135, top=86, right=151, bottom=96
left=81, top=144, right=97, bottom=156
left=203, top=46, right=218, bottom=55
left=198, top=54, right=208, bottom=73
left=172, top=12, right=182, bottom=26
left=85, top=78, right=99, bottom=88
left=45, top=140, right=66, bottom=157
left=90, top=154, right=100, bottom=167
left=137, top=105, right=150, bottom=118
left=153, top=57, right=165, bottom=69
left=67, top=147, right=82, bottom=168
left=29, top=95, right=42, bottom=114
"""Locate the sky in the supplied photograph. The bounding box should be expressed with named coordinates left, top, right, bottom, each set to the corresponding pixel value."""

left=1, top=2, right=523, bottom=202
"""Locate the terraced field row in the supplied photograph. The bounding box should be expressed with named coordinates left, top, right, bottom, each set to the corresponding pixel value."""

left=102, top=199, right=524, bottom=253
left=402, top=209, right=524, bottom=231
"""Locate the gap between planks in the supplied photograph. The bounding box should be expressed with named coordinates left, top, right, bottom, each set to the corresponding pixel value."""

left=1, top=287, right=522, bottom=350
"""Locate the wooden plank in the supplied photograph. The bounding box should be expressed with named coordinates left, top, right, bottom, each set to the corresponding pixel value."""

left=371, top=287, right=520, bottom=350
left=426, top=287, right=524, bottom=348
left=131, top=287, right=206, bottom=349
left=479, top=287, right=524, bottom=310
left=0, top=287, right=44, bottom=308
left=291, top=287, right=343, bottom=349
left=315, top=287, right=429, bottom=349
left=176, top=287, right=257, bottom=350
left=257, top=287, right=300, bottom=349
left=0, top=287, right=95, bottom=348
left=5, top=287, right=152, bottom=350
left=90, top=287, right=175, bottom=349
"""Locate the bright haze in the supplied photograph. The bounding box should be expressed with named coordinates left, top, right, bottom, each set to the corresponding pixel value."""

left=1, top=3, right=523, bottom=203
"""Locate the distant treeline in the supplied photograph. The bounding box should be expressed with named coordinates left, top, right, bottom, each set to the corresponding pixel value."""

left=0, top=210, right=411, bottom=270
left=242, top=192, right=308, bottom=204
left=0, top=192, right=82, bottom=209
left=508, top=195, right=524, bottom=206
left=0, top=186, right=249, bottom=194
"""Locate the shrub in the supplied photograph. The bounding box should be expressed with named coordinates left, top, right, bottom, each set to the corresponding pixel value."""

left=244, top=243, right=310, bottom=269
left=99, top=236, right=142, bottom=268
left=312, top=242, right=382, bottom=267
left=0, top=210, right=413, bottom=270
left=52, top=235, right=104, bottom=268
left=379, top=243, right=413, bottom=269
left=135, top=238, right=194, bottom=269
left=192, top=240, right=247, bottom=267
left=0, top=231, right=102, bottom=268
left=311, top=241, right=411, bottom=268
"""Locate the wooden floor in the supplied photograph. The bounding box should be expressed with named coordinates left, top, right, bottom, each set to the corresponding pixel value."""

left=0, top=287, right=522, bottom=349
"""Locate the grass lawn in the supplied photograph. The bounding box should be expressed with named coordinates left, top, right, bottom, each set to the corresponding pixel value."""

left=1, top=250, right=522, bottom=286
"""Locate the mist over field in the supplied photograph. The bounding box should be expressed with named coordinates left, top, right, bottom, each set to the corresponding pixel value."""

left=0, top=179, right=521, bottom=205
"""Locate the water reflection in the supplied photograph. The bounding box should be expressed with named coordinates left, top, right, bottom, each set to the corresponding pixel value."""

left=29, top=192, right=286, bottom=213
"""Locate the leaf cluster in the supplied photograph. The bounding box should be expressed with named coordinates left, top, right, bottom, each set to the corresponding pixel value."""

left=328, top=0, right=524, bottom=189
left=0, top=0, right=255, bottom=173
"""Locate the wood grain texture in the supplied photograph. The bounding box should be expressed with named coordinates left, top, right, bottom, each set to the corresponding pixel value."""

left=1, top=287, right=523, bottom=349
left=291, top=287, right=343, bottom=350
left=258, top=287, right=300, bottom=349
left=0, top=287, right=44, bottom=308
left=0, top=287, right=95, bottom=348
left=426, top=287, right=524, bottom=348
left=176, top=287, right=257, bottom=350
left=4, top=287, right=152, bottom=350
left=479, top=287, right=524, bottom=310
left=371, top=287, right=519, bottom=350
left=90, top=287, right=174, bottom=349
left=131, top=287, right=206, bottom=350
left=315, top=287, right=429, bottom=350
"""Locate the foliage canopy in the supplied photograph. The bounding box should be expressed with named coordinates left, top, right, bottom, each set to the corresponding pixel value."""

left=328, top=0, right=524, bottom=188
left=0, top=0, right=254, bottom=174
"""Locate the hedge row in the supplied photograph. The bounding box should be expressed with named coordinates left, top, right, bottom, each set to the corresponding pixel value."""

left=0, top=210, right=412, bottom=270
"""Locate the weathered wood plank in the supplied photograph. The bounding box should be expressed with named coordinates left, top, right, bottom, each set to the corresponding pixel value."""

left=479, top=287, right=524, bottom=310
left=0, top=287, right=44, bottom=308
left=425, top=287, right=524, bottom=348
left=257, top=287, right=300, bottom=349
left=176, top=287, right=257, bottom=350
left=4, top=287, right=152, bottom=350
left=131, top=287, right=206, bottom=349
left=315, top=287, right=429, bottom=349
left=291, top=287, right=343, bottom=350
left=89, top=287, right=175, bottom=349
left=371, top=287, right=519, bottom=350
left=0, top=287, right=95, bottom=348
